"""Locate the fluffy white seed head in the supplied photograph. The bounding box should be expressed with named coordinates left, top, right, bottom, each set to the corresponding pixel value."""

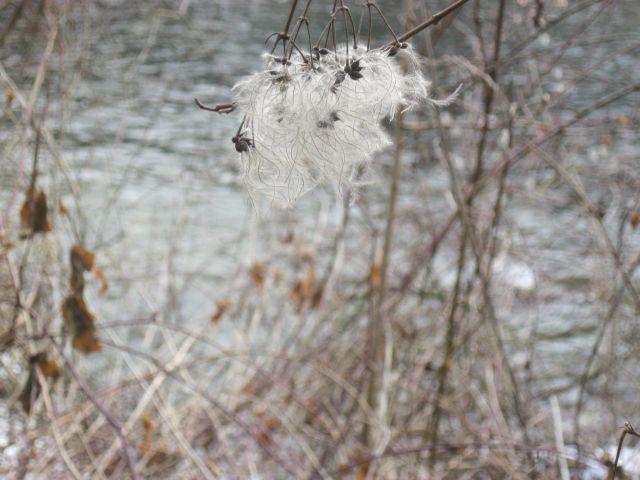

left=232, top=44, right=440, bottom=208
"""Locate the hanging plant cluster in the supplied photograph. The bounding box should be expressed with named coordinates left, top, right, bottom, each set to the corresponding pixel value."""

left=233, top=44, right=437, bottom=207
left=198, top=1, right=458, bottom=207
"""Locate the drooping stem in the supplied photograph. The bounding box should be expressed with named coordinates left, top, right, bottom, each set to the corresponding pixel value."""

left=338, top=1, right=350, bottom=62
left=285, top=0, right=313, bottom=63
left=341, top=5, right=359, bottom=49
left=282, top=0, right=300, bottom=38
left=269, top=0, right=300, bottom=55
left=367, top=1, right=400, bottom=45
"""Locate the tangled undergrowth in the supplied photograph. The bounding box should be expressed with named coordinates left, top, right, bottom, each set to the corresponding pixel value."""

left=2, top=0, right=640, bottom=479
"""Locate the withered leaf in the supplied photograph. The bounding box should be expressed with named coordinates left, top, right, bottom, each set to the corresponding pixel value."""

left=141, top=414, right=153, bottom=454
left=250, top=262, right=267, bottom=289
left=18, top=352, right=60, bottom=413
left=211, top=299, right=232, bottom=324
left=256, top=414, right=280, bottom=447
left=289, top=266, right=317, bottom=312
left=264, top=416, right=279, bottom=431
left=62, top=294, right=101, bottom=353
left=34, top=353, right=60, bottom=378
left=94, top=268, right=109, bottom=296
left=70, top=245, right=95, bottom=273
left=369, top=259, right=381, bottom=289
left=289, top=281, right=302, bottom=305
left=351, top=448, right=371, bottom=480
left=19, top=188, right=51, bottom=239
left=241, top=382, right=256, bottom=397
left=311, top=285, right=324, bottom=309
left=72, top=331, right=102, bottom=353
left=302, top=266, right=315, bottom=300
left=62, top=294, right=94, bottom=333
left=18, top=370, right=36, bottom=414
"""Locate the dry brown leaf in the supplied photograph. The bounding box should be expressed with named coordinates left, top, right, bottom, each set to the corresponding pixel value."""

left=356, top=464, right=370, bottom=480
left=70, top=245, right=95, bottom=295
left=35, top=354, right=60, bottom=379
left=62, top=294, right=101, bottom=353
left=19, top=353, right=60, bottom=413
left=289, top=280, right=302, bottom=304
left=71, top=245, right=95, bottom=272
left=337, top=463, right=352, bottom=478
left=302, top=266, right=315, bottom=300
left=18, top=371, right=36, bottom=414
left=631, top=211, right=640, bottom=231
left=256, top=415, right=279, bottom=447
left=72, top=331, right=102, bottom=353
left=141, top=414, right=153, bottom=454
left=211, top=299, right=232, bottom=324
left=19, top=188, right=51, bottom=239
left=289, top=266, right=317, bottom=312
left=264, top=416, right=280, bottom=432
left=241, top=382, right=256, bottom=397
left=350, top=448, right=371, bottom=480
left=256, top=430, right=272, bottom=447
left=250, top=262, right=267, bottom=289
left=62, top=294, right=94, bottom=333
left=311, top=284, right=324, bottom=309
left=369, top=259, right=381, bottom=289
left=94, top=268, right=109, bottom=296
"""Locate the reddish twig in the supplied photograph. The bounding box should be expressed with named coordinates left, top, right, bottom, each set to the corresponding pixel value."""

left=194, top=98, right=236, bottom=113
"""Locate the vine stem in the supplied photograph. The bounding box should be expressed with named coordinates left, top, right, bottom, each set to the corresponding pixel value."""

left=282, top=0, right=300, bottom=37
left=270, top=0, right=300, bottom=55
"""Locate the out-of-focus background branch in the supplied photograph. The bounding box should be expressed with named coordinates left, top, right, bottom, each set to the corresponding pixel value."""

left=1, top=0, right=639, bottom=478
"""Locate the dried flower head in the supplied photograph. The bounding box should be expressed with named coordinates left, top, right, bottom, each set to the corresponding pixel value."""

left=206, top=0, right=463, bottom=208
left=232, top=43, right=448, bottom=207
